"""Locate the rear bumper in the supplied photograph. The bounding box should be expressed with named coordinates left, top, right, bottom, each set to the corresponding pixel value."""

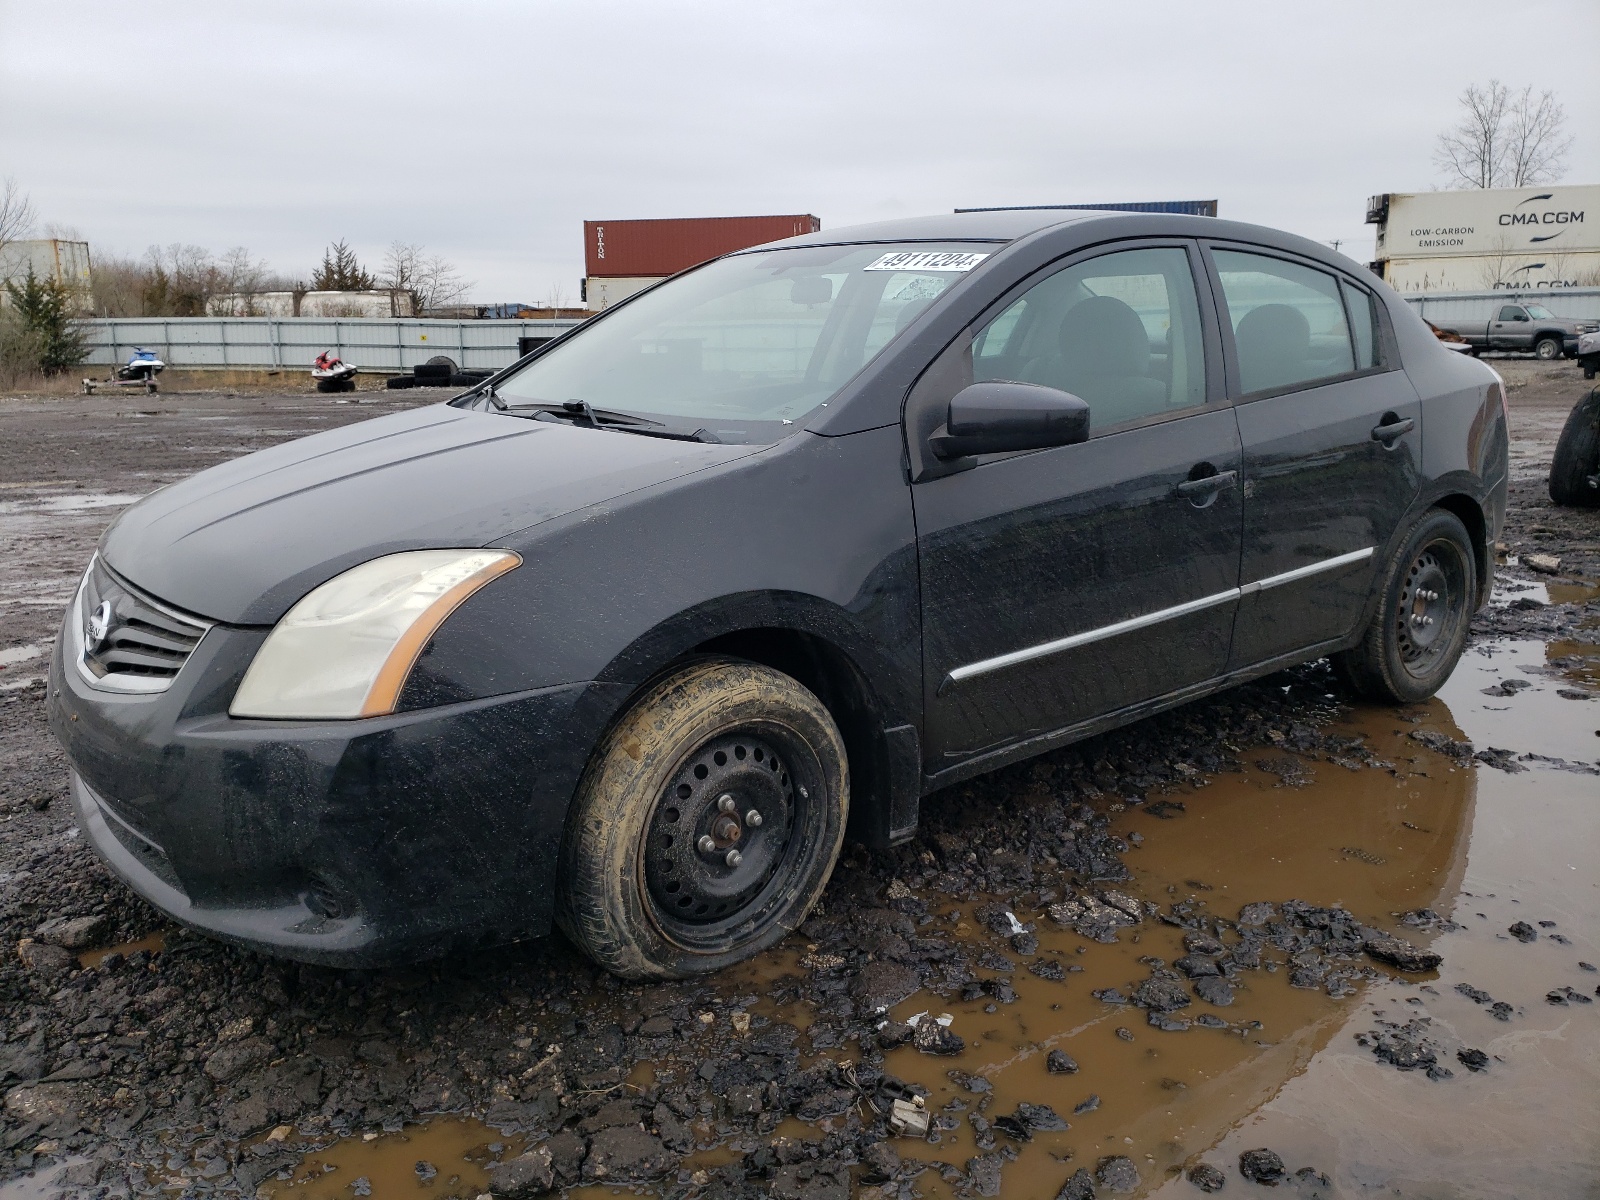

left=48, top=622, right=622, bottom=967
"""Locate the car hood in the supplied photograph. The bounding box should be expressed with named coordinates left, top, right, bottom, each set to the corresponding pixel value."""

left=101, top=404, right=759, bottom=624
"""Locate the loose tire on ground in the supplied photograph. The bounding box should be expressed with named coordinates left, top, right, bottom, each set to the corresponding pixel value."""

left=1549, top=389, right=1600, bottom=508
left=1334, top=510, right=1476, bottom=704
left=557, top=658, right=848, bottom=979
left=1534, top=335, right=1563, bottom=361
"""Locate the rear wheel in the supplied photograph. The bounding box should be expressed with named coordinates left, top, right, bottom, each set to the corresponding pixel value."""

left=557, top=659, right=848, bottom=979
left=1334, top=510, right=1475, bottom=703
left=1535, top=335, right=1563, bottom=361
left=1549, top=389, right=1600, bottom=508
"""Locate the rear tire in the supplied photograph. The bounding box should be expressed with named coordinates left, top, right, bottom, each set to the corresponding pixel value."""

left=1549, top=389, right=1600, bottom=508
left=1535, top=335, right=1563, bottom=361
left=557, top=659, right=848, bottom=979
left=1334, top=510, right=1475, bottom=703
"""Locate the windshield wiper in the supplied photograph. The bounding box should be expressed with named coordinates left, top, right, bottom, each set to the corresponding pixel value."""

left=495, top=398, right=720, bottom=442
left=481, top=382, right=507, bottom=411
left=502, top=400, right=662, bottom=427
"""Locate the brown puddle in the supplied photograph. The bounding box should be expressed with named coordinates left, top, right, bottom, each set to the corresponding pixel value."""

left=261, top=1117, right=511, bottom=1198
left=821, top=714, right=1480, bottom=1198
left=76, top=930, right=166, bottom=969
left=267, top=634, right=1599, bottom=1199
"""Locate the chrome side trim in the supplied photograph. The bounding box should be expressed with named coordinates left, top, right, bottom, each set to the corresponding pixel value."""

left=1237, top=546, right=1374, bottom=596
left=944, top=587, right=1238, bottom=686
left=941, top=546, right=1375, bottom=689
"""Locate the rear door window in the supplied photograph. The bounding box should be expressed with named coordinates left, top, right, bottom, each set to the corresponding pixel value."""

left=1213, top=250, right=1355, bottom=394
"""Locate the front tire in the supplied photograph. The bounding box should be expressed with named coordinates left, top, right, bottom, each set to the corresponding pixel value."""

left=1534, top=335, right=1563, bottom=361
left=1334, top=511, right=1475, bottom=703
left=557, top=659, right=848, bottom=979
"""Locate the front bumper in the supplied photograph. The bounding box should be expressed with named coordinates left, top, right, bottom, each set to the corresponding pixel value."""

left=48, top=606, right=621, bottom=967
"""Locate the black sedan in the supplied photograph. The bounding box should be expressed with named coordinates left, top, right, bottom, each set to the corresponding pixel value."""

left=48, top=210, right=1508, bottom=977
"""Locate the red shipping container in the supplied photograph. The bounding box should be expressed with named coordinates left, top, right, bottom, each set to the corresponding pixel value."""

left=584, top=215, right=821, bottom=278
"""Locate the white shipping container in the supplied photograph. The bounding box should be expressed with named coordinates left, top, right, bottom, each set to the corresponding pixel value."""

left=0, top=238, right=93, bottom=309
left=1372, top=185, right=1600, bottom=260
left=584, top=276, right=661, bottom=311
left=1384, top=251, right=1600, bottom=293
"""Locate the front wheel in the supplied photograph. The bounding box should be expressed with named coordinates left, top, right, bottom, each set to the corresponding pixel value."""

left=1334, top=510, right=1475, bottom=703
left=557, top=659, right=848, bottom=979
left=1534, top=335, right=1563, bottom=361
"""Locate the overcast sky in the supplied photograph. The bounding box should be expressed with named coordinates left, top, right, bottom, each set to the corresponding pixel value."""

left=3, top=0, right=1597, bottom=302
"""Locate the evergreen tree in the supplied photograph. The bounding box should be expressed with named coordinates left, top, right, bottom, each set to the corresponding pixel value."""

left=311, top=239, right=374, bottom=291
left=3, top=267, right=86, bottom=373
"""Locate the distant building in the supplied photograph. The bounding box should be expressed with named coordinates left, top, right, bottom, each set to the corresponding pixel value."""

left=0, top=239, right=93, bottom=311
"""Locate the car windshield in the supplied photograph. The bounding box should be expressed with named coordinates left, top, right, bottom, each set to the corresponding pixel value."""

left=486, top=242, right=995, bottom=442
left=1525, top=304, right=1554, bottom=319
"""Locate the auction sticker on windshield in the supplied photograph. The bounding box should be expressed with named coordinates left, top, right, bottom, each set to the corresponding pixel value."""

left=863, top=250, right=990, bottom=272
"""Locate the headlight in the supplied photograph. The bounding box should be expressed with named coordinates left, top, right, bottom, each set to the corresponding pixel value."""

left=229, top=550, right=520, bottom=719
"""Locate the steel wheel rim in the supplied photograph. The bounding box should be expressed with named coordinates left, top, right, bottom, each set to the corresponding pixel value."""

left=1394, top=538, right=1469, bottom=679
left=641, top=721, right=826, bottom=950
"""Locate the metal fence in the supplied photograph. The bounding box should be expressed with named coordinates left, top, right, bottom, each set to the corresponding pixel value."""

left=1400, top=287, right=1600, bottom=325
left=79, top=317, right=586, bottom=373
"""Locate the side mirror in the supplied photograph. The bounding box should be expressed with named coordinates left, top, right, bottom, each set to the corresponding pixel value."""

left=928, top=381, right=1091, bottom=459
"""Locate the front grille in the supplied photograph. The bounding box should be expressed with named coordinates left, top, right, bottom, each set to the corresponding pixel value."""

left=77, top=558, right=209, bottom=693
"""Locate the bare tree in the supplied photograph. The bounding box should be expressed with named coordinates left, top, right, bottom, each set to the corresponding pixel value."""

left=0, top=178, right=35, bottom=250
left=1436, top=80, right=1572, bottom=189
left=88, top=252, right=148, bottom=317
left=381, top=241, right=472, bottom=316
left=1504, top=87, right=1572, bottom=186
left=0, top=178, right=38, bottom=288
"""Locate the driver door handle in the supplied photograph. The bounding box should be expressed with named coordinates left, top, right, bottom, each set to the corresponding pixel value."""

left=1371, top=417, right=1415, bottom=444
left=1175, top=469, right=1237, bottom=498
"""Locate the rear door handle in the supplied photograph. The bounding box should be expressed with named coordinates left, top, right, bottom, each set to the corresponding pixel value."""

left=1371, top=417, right=1415, bottom=444
left=1175, top=469, right=1237, bottom=499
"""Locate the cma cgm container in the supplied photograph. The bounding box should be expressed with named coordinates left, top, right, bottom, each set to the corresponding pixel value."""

left=1368, top=184, right=1600, bottom=292
left=582, top=214, right=821, bottom=309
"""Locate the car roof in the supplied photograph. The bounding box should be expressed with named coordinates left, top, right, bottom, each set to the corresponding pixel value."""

left=746, top=210, right=1377, bottom=288
left=737, top=208, right=1109, bottom=248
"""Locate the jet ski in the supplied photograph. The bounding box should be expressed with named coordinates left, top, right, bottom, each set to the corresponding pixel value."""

left=312, top=351, right=359, bottom=393
left=116, top=348, right=165, bottom=381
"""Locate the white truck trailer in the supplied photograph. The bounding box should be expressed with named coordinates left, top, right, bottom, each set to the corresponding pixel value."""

left=1368, top=185, right=1600, bottom=293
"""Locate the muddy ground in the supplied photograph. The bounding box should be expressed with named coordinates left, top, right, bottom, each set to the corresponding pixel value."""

left=0, top=362, right=1595, bottom=1199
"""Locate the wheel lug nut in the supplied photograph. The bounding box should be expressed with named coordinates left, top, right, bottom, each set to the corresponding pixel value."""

left=745, top=809, right=763, bottom=828
left=724, top=849, right=742, bottom=867
left=717, top=794, right=736, bottom=814
left=697, top=835, right=716, bottom=855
